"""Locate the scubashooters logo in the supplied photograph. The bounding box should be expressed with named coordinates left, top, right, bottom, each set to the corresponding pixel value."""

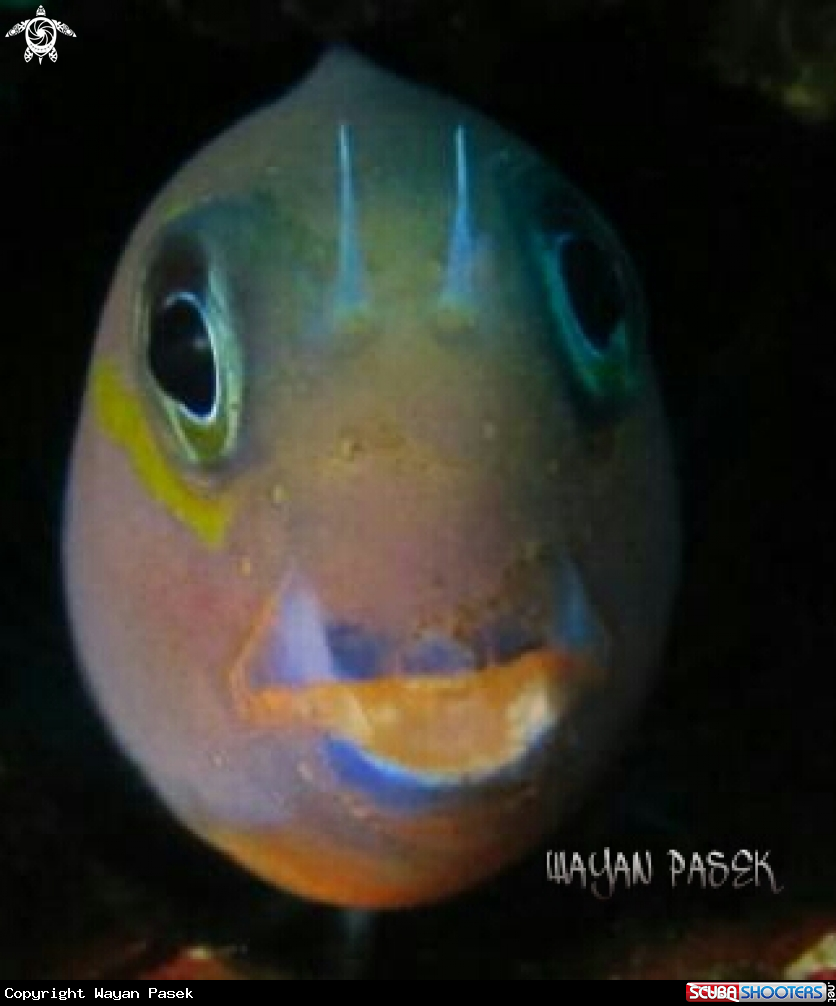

left=5, top=5, right=75, bottom=63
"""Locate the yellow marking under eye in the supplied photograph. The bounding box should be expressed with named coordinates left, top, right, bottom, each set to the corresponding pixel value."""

left=91, top=359, right=232, bottom=547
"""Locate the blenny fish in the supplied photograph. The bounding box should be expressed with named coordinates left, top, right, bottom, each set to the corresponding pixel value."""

left=62, top=49, right=679, bottom=908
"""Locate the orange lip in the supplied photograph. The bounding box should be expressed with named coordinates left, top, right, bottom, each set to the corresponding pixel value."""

left=230, top=641, right=601, bottom=779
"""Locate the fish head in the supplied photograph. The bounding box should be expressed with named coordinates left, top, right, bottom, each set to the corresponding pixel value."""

left=63, top=50, right=679, bottom=907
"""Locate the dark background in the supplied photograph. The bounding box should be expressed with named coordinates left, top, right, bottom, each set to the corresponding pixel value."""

left=0, top=0, right=834, bottom=979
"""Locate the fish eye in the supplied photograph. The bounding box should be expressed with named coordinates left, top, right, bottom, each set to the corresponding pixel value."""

left=148, top=291, right=217, bottom=419
left=502, top=161, right=646, bottom=414
left=533, top=214, right=643, bottom=412
left=558, top=233, right=625, bottom=355
left=141, top=235, right=243, bottom=467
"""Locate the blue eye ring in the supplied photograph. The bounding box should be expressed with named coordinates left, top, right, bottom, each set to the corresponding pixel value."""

left=532, top=226, right=642, bottom=408
left=140, top=234, right=244, bottom=468
left=151, top=289, right=219, bottom=424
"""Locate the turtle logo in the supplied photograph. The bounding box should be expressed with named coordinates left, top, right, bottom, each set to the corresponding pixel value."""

left=5, top=5, right=76, bottom=63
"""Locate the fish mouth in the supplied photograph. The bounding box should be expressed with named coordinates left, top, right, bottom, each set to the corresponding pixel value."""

left=228, top=559, right=608, bottom=786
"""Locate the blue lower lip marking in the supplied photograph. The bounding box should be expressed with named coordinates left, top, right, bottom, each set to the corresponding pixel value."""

left=324, top=721, right=555, bottom=813
left=326, top=622, right=390, bottom=680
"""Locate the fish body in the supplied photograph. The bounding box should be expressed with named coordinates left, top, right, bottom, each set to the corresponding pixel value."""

left=62, top=50, right=678, bottom=907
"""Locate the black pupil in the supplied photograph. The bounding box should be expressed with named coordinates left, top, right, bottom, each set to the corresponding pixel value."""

left=561, top=236, right=625, bottom=352
left=147, top=294, right=216, bottom=418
